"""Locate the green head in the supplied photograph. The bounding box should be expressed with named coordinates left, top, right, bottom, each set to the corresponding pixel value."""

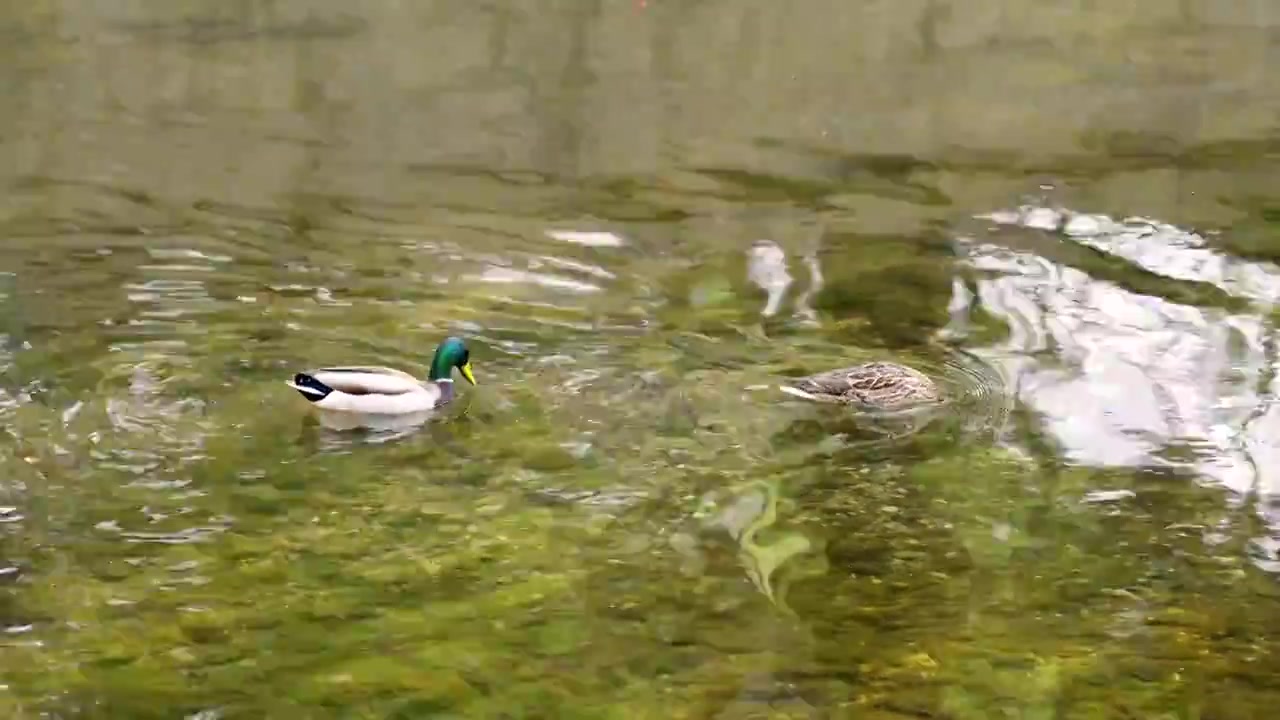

left=428, top=336, right=476, bottom=385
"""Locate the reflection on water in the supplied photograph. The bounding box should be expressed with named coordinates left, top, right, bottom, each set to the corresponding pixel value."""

left=2, top=0, right=1280, bottom=717
left=695, top=479, right=822, bottom=613
left=959, top=202, right=1280, bottom=577
left=963, top=205, right=1280, bottom=493
left=747, top=240, right=793, bottom=318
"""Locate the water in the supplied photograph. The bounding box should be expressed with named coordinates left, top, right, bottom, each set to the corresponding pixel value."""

left=2, top=2, right=1280, bottom=717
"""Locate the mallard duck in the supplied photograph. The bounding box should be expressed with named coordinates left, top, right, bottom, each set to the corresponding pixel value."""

left=780, top=361, right=941, bottom=411
left=286, top=336, right=476, bottom=415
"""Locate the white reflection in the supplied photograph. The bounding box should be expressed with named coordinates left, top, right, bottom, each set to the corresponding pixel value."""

left=980, top=206, right=1280, bottom=305
left=966, top=204, right=1280, bottom=570
left=746, top=240, right=792, bottom=317
left=793, top=252, right=823, bottom=326
left=472, top=266, right=602, bottom=294
left=544, top=229, right=627, bottom=247
left=744, top=238, right=825, bottom=324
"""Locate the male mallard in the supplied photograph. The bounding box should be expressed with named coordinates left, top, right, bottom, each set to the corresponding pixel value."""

left=780, top=361, right=941, bottom=411
left=287, top=336, right=476, bottom=415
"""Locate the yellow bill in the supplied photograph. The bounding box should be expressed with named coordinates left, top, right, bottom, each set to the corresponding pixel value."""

left=460, top=361, right=477, bottom=385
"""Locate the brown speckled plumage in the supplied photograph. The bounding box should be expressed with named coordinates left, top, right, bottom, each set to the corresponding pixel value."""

left=790, top=361, right=941, bottom=410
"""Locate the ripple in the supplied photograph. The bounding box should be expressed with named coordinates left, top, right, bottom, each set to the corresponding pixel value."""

left=932, top=348, right=1016, bottom=439
left=1247, top=536, right=1280, bottom=574
left=114, top=524, right=230, bottom=545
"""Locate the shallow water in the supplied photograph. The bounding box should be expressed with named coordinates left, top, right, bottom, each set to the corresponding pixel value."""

left=3, top=2, right=1280, bottom=718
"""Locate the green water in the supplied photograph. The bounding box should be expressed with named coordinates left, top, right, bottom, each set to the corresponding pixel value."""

left=4, top=2, right=1280, bottom=718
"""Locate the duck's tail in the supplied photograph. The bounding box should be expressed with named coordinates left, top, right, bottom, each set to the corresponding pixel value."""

left=286, top=373, right=333, bottom=403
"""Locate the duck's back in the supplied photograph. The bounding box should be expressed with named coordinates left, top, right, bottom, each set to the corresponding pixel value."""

left=310, top=366, right=426, bottom=395
left=794, top=362, right=941, bottom=409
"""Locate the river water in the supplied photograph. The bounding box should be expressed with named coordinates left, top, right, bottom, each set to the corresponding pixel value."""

left=2, top=2, right=1280, bottom=718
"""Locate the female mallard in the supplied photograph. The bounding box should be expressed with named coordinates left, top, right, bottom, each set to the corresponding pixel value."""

left=286, top=336, right=476, bottom=415
left=781, top=361, right=941, bottom=411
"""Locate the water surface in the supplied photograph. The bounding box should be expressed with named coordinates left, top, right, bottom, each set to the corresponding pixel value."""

left=3, top=2, right=1280, bottom=718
